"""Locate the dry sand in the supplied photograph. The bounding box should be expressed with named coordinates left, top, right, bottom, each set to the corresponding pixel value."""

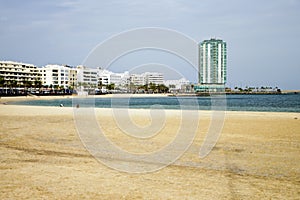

left=0, top=97, right=299, bottom=199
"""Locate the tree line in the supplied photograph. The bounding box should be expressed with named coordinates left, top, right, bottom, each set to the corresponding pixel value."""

left=0, top=76, right=71, bottom=95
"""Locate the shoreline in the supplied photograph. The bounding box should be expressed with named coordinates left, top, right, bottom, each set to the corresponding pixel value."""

left=1, top=104, right=299, bottom=118
left=0, top=93, right=170, bottom=104
left=0, top=94, right=168, bottom=103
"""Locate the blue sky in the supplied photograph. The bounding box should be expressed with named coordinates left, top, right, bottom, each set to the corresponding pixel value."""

left=0, top=0, right=299, bottom=89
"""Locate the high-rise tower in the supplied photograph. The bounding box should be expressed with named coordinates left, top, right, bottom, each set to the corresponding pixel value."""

left=196, top=38, right=227, bottom=92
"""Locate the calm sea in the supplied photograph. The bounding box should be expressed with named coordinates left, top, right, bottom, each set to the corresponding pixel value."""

left=10, top=94, right=300, bottom=113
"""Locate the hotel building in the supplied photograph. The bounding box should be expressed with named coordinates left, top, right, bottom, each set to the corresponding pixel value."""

left=130, top=74, right=145, bottom=86
left=0, top=61, right=41, bottom=88
left=39, top=65, right=70, bottom=89
left=143, top=72, right=164, bottom=85
left=1, top=60, right=171, bottom=94
left=195, top=38, right=227, bottom=92
left=76, top=65, right=98, bottom=90
left=164, top=78, right=190, bottom=92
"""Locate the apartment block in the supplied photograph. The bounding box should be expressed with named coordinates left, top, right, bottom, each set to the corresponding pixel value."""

left=39, top=65, right=70, bottom=89
left=0, top=61, right=41, bottom=87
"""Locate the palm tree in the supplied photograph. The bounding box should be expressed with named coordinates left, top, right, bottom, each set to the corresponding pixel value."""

left=129, top=82, right=136, bottom=93
left=54, top=85, right=59, bottom=93
left=149, top=83, right=156, bottom=93
left=11, top=80, right=18, bottom=94
left=191, top=84, right=194, bottom=93
left=34, top=79, right=42, bottom=91
left=0, top=76, right=4, bottom=95
left=22, top=79, right=31, bottom=95
left=59, top=85, right=65, bottom=93
left=49, top=84, right=53, bottom=93
left=0, top=76, right=4, bottom=87
left=98, top=81, right=103, bottom=89
left=4, top=80, right=10, bottom=94
left=157, top=84, right=169, bottom=93
left=27, top=81, right=33, bottom=94
left=107, top=83, right=115, bottom=90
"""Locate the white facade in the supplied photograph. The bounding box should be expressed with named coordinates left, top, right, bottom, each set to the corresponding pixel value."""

left=98, top=69, right=129, bottom=86
left=1, top=60, right=172, bottom=94
left=39, top=65, right=70, bottom=88
left=98, top=69, right=110, bottom=85
left=110, top=73, right=122, bottom=85
left=143, top=72, right=164, bottom=85
left=76, top=65, right=98, bottom=88
left=111, top=71, right=130, bottom=86
left=119, top=71, right=130, bottom=86
left=164, top=78, right=190, bottom=90
left=98, top=74, right=110, bottom=85
left=0, top=61, right=41, bottom=87
left=130, top=74, right=145, bottom=86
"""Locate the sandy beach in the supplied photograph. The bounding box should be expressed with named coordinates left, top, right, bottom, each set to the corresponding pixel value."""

left=0, top=97, right=299, bottom=199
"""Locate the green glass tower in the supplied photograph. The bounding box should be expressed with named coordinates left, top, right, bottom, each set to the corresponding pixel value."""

left=196, top=38, right=227, bottom=92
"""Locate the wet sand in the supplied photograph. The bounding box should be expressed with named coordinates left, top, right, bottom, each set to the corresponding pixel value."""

left=0, top=101, right=299, bottom=199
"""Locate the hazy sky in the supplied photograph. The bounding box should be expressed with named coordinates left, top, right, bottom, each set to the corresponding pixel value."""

left=0, top=0, right=299, bottom=89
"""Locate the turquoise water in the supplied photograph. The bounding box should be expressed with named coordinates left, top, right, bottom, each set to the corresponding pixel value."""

left=11, top=94, right=300, bottom=112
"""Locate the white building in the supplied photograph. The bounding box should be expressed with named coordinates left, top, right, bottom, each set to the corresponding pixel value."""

left=39, top=65, right=70, bottom=89
left=98, top=69, right=130, bottom=86
left=110, top=71, right=130, bottom=86
left=130, top=74, right=145, bottom=86
left=164, top=78, right=190, bottom=90
left=0, top=61, right=41, bottom=89
left=110, top=73, right=123, bottom=85
left=143, top=72, right=164, bottom=85
left=98, top=69, right=110, bottom=86
left=76, top=65, right=98, bottom=89
left=119, top=71, right=130, bottom=86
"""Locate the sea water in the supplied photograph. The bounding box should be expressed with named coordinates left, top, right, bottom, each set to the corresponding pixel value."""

left=10, top=94, right=300, bottom=113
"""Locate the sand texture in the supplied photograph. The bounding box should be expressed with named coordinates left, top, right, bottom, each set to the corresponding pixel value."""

left=0, top=102, right=299, bottom=199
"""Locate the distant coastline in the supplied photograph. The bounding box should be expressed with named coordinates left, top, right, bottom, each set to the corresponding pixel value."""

left=225, top=90, right=299, bottom=95
left=169, top=90, right=299, bottom=97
